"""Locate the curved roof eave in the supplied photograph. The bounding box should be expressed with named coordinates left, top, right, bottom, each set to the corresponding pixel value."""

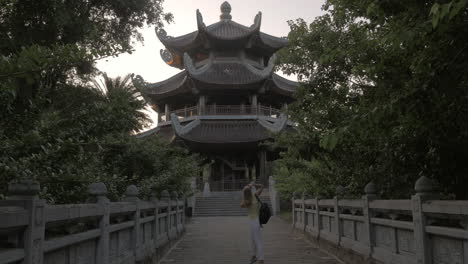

left=144, top=71, right=188, bottom=95
left=156, top=29, right=200, bottom=52
left=270, top=73, right=299, bottom=95
left=259, top=32, right=289, bottom=49
left=156, top=9, right=286, bottom=54
left=184, top=53, right=275, bottom=85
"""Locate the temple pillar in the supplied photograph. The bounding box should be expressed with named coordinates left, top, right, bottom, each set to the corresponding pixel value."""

left=258, top=150, right=267, bottom=185
left=251, top=164, right=256, bottom=181
left=198, top=95, right=206, bottom=114
left=251, top=94, right=257, bottom=114
left=164, top=103, right=170, bottom=122
left=244, top=162, right=249, bottom=180
left=221, top=162, right=225, bottom=191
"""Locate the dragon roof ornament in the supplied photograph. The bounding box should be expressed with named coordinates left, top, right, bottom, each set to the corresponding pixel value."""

left=196, top=9, right=206, bottom=31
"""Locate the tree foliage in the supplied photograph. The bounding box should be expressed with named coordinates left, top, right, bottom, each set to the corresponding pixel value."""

left=0, top=0, right=200, bottom=203
left=274, top=0, right=468, bottom=199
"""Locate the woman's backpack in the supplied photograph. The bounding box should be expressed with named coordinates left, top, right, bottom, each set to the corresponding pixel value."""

left=255, top=194, right=271, bottom=226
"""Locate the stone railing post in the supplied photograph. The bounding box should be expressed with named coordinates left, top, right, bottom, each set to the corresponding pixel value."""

left=412, top=176, right=438, bottom=264
left=150, top=189, right=159, bottom=250
left=181, top=194, right=186, bottom=228
left=292, top=191, right=298, bottom=229
left=362, top=181, right=378, bottom=258
left=179, top=193, right=185, bottom=228
left=124, top=185, right=142, bottom=262
left=334, top=185, right=345, bottom=244
left=7, top=179, right=45, bottom=264
left=268, top=176, right=280, bottom=215
left=160, top=190, right=171, bottom=241
left=171, top=191, right=180, bottom=236
left=301, top=191, right=306, bottom=232
left=88, top=182, right=110, bottom=264
left=314, top=195, right=321, bottom=240
left=190, top=177, right=197, bottom=216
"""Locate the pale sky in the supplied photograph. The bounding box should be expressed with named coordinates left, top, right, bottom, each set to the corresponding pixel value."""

left=96, top=0, right=326, bottom=129
left=96, top=0, right=326, bottom=82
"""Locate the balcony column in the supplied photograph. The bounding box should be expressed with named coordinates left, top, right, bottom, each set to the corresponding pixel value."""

left=258, top=150, right=267, bottom=185
left=164, top=104, right=170, bottom=122
left=198, top=95, right=206, bottom=115
left=251, top=94, right=257, bottom=114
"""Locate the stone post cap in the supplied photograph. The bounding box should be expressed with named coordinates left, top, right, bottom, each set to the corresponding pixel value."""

left=414, top=176, right=436, bottom=195
left=336, top=185, right=346, bottom=197
left=125, top=185, right=139, bottom=198
left=88, top=182, right=108, bottom=196
left=364, top=181, right=378, bottom=197
left=364, top=181, right=377, bottom=194
left=161, top=190, right=170, bottom=200
left=171, top=191, right=178, bottom=199
left=293, top=191, right=301, bottom=199
left=8, top=179, right=40, bottom=196
left=150, top=189, right=159, bottom=201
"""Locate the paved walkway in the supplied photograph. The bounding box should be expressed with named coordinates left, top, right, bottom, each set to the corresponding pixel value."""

left=160, top=217, right=341, bottom=264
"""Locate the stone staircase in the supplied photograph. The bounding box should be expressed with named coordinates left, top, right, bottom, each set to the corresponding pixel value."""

left=194, top=192, right=271, bottom=217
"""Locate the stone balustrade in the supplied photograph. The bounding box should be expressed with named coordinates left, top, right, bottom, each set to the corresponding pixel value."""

left=0, top=180, right=186, bottom=264
left=292, top=176, right=468, bottom=264
left=160, top=104, right=283, bottom=123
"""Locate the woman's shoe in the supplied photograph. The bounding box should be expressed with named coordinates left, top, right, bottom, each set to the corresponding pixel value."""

left=249, top=256, right=257, bottom=263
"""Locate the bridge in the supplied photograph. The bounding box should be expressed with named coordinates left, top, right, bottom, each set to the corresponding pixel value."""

left=1, top=176, right=467, bottom=264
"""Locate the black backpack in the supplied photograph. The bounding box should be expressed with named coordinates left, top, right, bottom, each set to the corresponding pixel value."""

left=255, top=194, right=271, bottom=226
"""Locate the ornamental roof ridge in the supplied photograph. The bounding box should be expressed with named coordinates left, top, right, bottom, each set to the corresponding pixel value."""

left=155, top=2, right=287, bottom=56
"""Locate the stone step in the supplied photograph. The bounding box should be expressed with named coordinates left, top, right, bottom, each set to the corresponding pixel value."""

left=195, top=203, right=271, bottom=208
left=194, top=213, right=248, bottom=216
left=194, top=195, right=271, bottom=216
left=194, top=211, right=261, bottom=216
left=196, top=201, right=270, bottom=204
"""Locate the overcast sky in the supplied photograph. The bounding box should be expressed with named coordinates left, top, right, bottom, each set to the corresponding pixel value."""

left=96, top=0, right=326, bottom=83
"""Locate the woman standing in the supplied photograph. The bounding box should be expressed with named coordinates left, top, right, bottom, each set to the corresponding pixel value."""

left=240, top=183, right=264, bottom=264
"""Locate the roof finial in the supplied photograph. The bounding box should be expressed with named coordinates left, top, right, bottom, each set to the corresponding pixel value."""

left=220, top=1, right=232, bottom=20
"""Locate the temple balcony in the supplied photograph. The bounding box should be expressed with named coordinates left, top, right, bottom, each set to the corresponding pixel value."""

left=157, top=104, right=286, bottom=126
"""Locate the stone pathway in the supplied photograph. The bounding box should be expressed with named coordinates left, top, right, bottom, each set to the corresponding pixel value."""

left=160, top=216, right=341, bottom=264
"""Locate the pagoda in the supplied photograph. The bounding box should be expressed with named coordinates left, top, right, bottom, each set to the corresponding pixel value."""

left=138, top=2, right=298, bottom=192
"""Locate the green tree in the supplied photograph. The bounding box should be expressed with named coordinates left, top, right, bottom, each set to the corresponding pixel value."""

left=274, top=0, right=468, bottom=199
left=0, top=1, right=201, bottom=203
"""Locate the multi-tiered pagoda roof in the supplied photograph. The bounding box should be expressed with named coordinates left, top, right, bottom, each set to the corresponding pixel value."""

left=142, top=1, right=298, bottom=109
left=138, top=1, right=298, bottom=151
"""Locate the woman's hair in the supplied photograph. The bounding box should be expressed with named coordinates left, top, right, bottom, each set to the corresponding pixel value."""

left=242, top=186, right=253, bottom=207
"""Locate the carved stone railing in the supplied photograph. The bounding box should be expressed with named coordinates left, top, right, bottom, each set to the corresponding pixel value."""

left=292, top=176, right=468, bottom=264
left=160, top=104, right=283, bottom=123
left=0, top=180, right=186, bottom=264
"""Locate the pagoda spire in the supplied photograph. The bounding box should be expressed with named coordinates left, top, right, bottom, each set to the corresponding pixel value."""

left=220, top=1, right=232, bottom=20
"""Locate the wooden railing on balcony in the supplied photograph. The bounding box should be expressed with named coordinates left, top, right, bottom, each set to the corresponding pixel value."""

left=160, top=105, right=283, bottom=122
